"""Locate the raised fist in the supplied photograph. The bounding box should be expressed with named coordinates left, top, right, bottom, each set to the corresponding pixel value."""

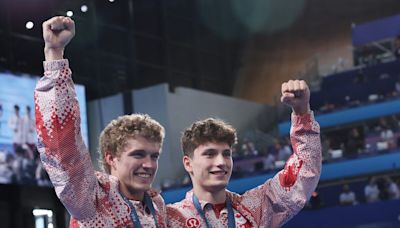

left=281, top=80, right=310, bottom=115
left=43, top=16, right=75, bottom=50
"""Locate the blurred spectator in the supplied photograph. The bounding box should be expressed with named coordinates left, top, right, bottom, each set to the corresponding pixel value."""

left=384, top=176, right=400, bottom=200
left=387, top=114, right=400, bottom=131
left=0, top=152, right=15, bottom=184
left=247, top=142, right=259, bottom=156
left=22, top=106, right=36, bottom=151
left=277, top=138, right=292, bottom=161
left=339, top=184, right=358, bottom=206
left=267, top=139, right=280, bottom=158
left=241, top=144, right=249, bottom=157
left=376, top=177, right=390, bottom=201
left=380, top=126, right=396, bottom=150
left=345, top=128, right=364, bottom=157
left=262, top=151, right=275, bottom=171
left=8, top=105, right=23, bottom=152
left=374, top=118, right=396, bottom=151
left=241, top=141, right=260, bottom=157
left=309, top=190, right=323, bottom=209
left=364, top=177, right=380, bottom=203
left=321, top=135, right=332, bottom=161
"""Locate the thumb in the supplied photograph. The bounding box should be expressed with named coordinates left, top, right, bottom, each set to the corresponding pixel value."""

left=281, top=92, right=294, bottom=104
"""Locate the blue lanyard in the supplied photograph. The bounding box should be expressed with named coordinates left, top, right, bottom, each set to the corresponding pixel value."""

left=192, top=194, right=236, bottom=228
left=122, top=192, right=159, bottom=228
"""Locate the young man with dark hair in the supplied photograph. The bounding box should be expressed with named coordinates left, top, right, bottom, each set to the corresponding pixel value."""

left=167, top=80, right=321, bottom=227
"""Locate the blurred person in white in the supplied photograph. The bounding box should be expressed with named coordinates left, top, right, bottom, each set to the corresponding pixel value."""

left=380, top=126, right=396, bottom=150
left=8, top=105, right=23, bottom=152
left=364, top=176, right=380, bottom=203
left=339, top=184, right=357, bottom=206
left=22, top=106, right=36, bottom=151
left=384, top=176, right=400, bottom=200
left=278, top=138, right=292, bottom=161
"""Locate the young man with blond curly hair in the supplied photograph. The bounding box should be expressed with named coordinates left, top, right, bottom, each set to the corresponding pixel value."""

left=167, top=80, right=322, bottom=228
left=35, top=16, right=167, bottom=227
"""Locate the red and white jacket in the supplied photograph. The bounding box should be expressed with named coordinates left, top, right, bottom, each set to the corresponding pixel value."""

left=35, top=59, right=167, bottom=227
left=167, top=112, right=321, bottom=228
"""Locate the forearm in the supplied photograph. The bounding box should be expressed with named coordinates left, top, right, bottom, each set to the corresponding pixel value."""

left=285, top=111, right=321, bottom=196
left=258, top=111, right=321, bottom=226
left=35, top=59, right=96, bottom=219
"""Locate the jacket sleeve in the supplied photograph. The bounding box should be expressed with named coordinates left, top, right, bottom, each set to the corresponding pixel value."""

left=35, top=59, right=97, bottom=220
left=241, top=111, right=321, bottom=227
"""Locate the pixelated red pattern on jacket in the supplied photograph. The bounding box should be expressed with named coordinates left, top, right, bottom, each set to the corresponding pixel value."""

left=166, top=112, right=321, bottom=228
left=35, top=59, right=167, bottom=227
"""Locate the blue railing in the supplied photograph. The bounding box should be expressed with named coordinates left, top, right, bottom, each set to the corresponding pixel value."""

left=284, top=199, right=400, bottom=227
left=162, top=151, right=400, bottom=204
left=278, top=99, right=400, bottom=136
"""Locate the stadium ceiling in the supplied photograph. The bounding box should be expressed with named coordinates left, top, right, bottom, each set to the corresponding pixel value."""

left=0, top=0, right=242, bottom=100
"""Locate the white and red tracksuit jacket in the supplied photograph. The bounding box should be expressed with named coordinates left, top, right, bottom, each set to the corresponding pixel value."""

left=35, top=59, right=168, bottom=227
left=35, top=59, right=321, bottom=228
left=167, top=112, right=321, bottom=228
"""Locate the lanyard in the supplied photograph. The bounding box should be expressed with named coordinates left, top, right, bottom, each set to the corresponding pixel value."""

left=122, top=192, right=159, bottom=228
left=192, top=194, right=236, bottom=228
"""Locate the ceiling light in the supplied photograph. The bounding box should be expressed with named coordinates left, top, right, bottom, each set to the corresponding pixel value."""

left=25, top=21, right=34, bottom=30
left=81, top=5, right=88, bottom=13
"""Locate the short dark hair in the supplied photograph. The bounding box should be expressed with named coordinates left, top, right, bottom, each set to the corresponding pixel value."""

left=181, top=118, right=237, bottom=157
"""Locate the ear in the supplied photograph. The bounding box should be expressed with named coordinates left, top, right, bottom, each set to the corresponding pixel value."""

left=183, top=155, right=193, bottom=174
left=105, top=152, right=116, bottom=171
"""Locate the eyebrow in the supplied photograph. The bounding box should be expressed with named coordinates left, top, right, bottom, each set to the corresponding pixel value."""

left=202, top=148, right=218, bottom=154
left=127, top=150, right=160, bottom=155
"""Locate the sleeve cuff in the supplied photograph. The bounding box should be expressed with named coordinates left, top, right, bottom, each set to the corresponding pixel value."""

left=291, top=110, right=315, bottom=125
left=43, top=59, right=69, bottom=71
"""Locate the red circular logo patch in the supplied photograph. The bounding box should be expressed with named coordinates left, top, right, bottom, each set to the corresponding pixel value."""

left=186, top=218, right=200, bottom=228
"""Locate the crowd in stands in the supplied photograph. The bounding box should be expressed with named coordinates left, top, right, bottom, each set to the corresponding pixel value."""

left=321, top=114, right=400, bottom=161
left=315, top=74, right=400, bottom=115
left=229, top=113, right=400, bottom=179
left=306, top=174, right=400, bottom=210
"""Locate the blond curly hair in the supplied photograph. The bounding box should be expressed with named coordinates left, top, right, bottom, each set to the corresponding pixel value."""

left=99, top=114, right=165, bottom=173
left=181, top=118, right=237, bottom=157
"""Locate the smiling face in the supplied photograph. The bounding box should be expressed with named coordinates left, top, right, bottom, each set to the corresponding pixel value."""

left=183, top=141, right=233, bottom=194
left=106, top=136, right=161, bottom=200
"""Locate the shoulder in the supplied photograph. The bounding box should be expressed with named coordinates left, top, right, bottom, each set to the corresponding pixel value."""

left=167, top=197, right=191, bottom=210
left=227, top=190, right=242, bottom=203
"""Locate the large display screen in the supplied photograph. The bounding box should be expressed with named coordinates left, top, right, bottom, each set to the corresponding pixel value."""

left=0, top=72, right=88, bottom=186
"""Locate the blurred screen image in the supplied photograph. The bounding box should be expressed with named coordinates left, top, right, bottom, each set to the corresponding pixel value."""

left=0, top=72, right=88, bottom=187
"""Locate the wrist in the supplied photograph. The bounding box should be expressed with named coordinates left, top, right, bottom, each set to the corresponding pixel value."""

left=44, top=47, right=64, bottom=61
left=292, top=104, right=311, bottom=115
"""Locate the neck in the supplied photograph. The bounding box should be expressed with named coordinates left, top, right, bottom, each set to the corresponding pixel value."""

left=119, top=183, right=145, bottom=201
left=193, top=185, right=226, bottom=204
